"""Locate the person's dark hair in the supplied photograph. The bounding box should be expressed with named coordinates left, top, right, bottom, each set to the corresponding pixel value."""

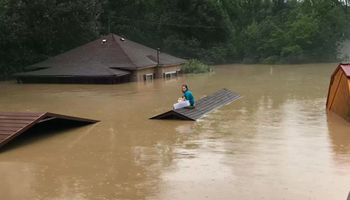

left=182, top=84, right=188, bottom=92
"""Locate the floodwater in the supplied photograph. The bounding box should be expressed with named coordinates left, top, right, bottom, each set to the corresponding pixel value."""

left=0, top=63, right=350, bottom=200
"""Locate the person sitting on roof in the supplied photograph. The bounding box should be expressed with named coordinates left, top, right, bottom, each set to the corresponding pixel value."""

left=181, top=84, right=195, bottom=106
left=173, top=84, right=195, bottom=109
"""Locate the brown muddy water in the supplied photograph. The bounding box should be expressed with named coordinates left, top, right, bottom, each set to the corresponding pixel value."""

left=0, top=63, right=350, bottom=200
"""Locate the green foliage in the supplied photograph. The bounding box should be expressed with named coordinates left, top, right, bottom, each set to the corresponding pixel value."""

left=181, top=59, right=212, bottom=74
left=0, top=0, right=101, bottom=79
left=0, top=0, right=350, bottom=78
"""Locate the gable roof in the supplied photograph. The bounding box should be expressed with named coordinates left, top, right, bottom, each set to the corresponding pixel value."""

left=150, top=89, right=241, bottom=121
left=16, top=33, right=186, bottom=78
left=339, top=64, right=350, bottom=77
left=330, top=63, right=350, bottom=81
left=0, top=112, right=98, bottom=149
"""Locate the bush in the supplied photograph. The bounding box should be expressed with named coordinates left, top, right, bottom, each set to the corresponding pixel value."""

left=181, top=59, right=212, bottom=74
left=261, top=55, right=280, bottom=64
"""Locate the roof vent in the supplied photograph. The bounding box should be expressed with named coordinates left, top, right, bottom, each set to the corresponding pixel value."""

left=101, top=39, right=107, bottom=44
left=120, top=37, right=125, bottom=42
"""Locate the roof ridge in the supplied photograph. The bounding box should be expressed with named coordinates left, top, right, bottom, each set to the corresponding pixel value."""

left=112, top=33, right=161, bottom=68
left=340, top=63, right=350, bottom=77
left=111, top=34, right=138, bottom=70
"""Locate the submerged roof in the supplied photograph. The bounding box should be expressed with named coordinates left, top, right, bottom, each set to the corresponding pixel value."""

left=0, top=112, right=98, bottom=149
left=150, top=88, right=241, bottom=121
left=16, top=64, right=130, bottom=77
left=16, top=34, right=186, bottom=78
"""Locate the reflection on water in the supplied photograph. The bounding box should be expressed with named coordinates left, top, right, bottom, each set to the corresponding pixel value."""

left=0, top=63, right=349, bottom=200
left=328, top=113, right=350, bottom=167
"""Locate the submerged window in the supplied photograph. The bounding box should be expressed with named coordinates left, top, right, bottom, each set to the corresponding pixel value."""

left=144, top=73, right=154, bottom=81
left=164, top=71, right=178, bottom=80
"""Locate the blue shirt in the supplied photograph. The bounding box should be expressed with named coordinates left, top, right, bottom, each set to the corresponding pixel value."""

left=183, top=90, right=195, bottom=106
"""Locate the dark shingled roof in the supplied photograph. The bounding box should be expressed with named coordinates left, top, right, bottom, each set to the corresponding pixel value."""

left=16, top=33, right=186, bottom=78
left=150, top=89, right=241, bottom=121
left=16, top=64, right=130, bottom=77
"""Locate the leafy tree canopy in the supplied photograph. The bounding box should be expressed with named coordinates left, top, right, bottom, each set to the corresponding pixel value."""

left=0, top=0, right=349, bottom=78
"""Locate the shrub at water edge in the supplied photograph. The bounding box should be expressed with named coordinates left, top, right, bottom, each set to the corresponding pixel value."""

left=181, top=59, right=212, bottom=74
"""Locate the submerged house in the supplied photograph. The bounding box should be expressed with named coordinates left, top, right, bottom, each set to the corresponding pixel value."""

left=326, top=63, right=350, bottom=121
left=16, top=34, right=186, bottom=84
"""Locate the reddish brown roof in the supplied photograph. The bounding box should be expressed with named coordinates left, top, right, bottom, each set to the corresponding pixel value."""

left=16, top=33, right=186, bottom=79
left=339, top=64, right=350, bottom=77
left=0, top=112, right=98, bottom=149
left=331, top=64, right=350, bottom=80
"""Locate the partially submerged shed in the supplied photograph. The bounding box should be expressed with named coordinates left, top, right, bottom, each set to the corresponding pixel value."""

left=326, top=63, right=350, bottom=121
left=16, top=34, right=186, bottom=84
